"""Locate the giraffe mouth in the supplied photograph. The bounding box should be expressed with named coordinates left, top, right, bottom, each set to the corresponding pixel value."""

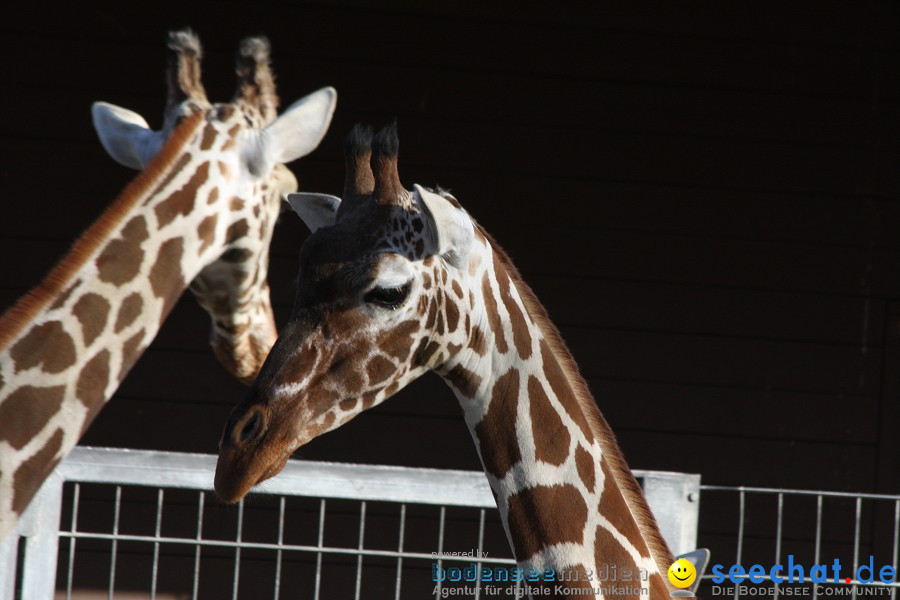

left=255, top=453, right=291, bottom=486
left=214, top=442, right=292, bottom=504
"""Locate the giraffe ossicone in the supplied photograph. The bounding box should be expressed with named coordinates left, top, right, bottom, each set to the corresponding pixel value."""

left=0, top=29, right=336, bottom=541
left=215, top=123, right=689, bottom=598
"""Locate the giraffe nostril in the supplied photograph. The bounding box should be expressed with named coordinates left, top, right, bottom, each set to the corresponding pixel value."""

left=238, top=410, right=263, bottom=444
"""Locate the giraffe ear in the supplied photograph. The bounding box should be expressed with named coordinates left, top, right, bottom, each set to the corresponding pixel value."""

left=243, top=86, right=337, bottom=177
left=414, top=184, right=474, bottom=269
left=92, top=102, right=166, bottom=169
left=286, top=192, right=341, bottom=232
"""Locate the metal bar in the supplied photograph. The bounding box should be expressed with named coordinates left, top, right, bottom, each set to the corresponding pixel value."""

left=58, top=447, right=706, bottom=510
left=274, top=496, right=285, bottom=600
left=191, top=491, right=204, bottom=600
left=232, top=499, right=244, bottom=600
left=853, top=496, right=861, bottom=600
left=16, top=471, right=65, bottom=600
left=640, top=471, right=701, bottom=555
left=813, top=495, right=823, bottom=600
left=150, top=489, right=164, bottom=600
left=53, top=530, right=519, bottom=563
left=436, top=506, right=446, bottom=598
left=108, top=486, right=122, bottom=600
left=774, top=493, right=783, bottom=598
left=475, top=509, right=486, bottom=600
left=701, top=484, right=900, bottom=501
left=355, top=501, right=366, bottom=600
left=59, top=448, right=497, bottom=507
left=0, top=532, right=16, bottom=600
left=734, top=489, right=745, bottom=600
left=66, top=483, right=80, bottom=600
left=314, top=499, right=326, bottom=600
left=394, top=504, right=406, bottom=600
left=892, top=499, right=899, bottom=600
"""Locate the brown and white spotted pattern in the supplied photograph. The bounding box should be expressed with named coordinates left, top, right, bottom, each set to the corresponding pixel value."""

left=0, top=30, right=336, bottom=541
left=214, top=125, right=686, bottom=599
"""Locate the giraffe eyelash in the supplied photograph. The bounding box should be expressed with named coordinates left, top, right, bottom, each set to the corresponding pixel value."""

left=364, top=282, right=412, bottom=310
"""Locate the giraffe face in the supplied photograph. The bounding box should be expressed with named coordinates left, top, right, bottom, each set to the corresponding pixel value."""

left=215, top=180, right=478, bottom=502
left=93, top=88, right=336, bottom=383
left=182, top=101, right=296, bottom=384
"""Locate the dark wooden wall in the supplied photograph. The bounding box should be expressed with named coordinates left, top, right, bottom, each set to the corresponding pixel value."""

left=2, top=0, right=899, bottom=594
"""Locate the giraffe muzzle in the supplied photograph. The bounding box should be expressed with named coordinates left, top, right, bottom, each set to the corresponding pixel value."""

left=214, top=400, right=299, bottom=503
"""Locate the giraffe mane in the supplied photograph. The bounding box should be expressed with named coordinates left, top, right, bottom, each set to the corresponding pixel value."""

left=0, top=111, right=205, bottom=351
left=477, top=223, right=676, bottom=575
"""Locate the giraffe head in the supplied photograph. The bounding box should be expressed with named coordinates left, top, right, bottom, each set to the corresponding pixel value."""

left=91, top=30, right=336, bottom=383
left=215, top=123, right=479, bottom=500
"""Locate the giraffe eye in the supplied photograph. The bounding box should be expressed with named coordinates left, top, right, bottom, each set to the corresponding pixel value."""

left=364, top=283, right=411, bottom=309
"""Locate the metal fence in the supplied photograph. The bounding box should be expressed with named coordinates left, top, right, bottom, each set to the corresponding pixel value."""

left=696, top=485, right=900, bottom=600
left=0, top=447, right=700, bottom=600
left=7, top=448, right=897, bottom=599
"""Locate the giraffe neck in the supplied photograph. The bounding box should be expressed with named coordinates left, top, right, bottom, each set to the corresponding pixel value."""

left=439, top=230, right=675, bottom=596
left=0, top=112, right=247, bottom=539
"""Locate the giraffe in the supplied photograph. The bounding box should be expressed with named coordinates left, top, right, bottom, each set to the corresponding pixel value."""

left=213, top=124, right=689, bottom=600
left=0, top=30, right=336, bottom=542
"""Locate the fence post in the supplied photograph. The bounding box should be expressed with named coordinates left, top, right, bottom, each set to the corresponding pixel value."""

left=636, top=470, right=701, bottom=556
left=0, top=471, right=64, bottom=600
left=0, top=527, right=18, bottom=600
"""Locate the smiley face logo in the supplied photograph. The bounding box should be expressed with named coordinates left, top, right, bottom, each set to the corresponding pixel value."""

left=667, top=558, right=697, bottom=589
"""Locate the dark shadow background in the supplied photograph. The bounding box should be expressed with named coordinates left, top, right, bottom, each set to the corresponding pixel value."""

left=1, top=1, right=899, bottom=597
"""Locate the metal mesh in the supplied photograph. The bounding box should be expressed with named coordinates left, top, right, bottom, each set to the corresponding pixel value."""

left=0, top=446, right=693, bottom=599
left=697, top=485, right=900, bottom=600
left=55, top=478, right=515, bottom=599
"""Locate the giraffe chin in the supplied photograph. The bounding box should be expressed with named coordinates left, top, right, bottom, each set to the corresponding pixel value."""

left=210, top=330, right=276, bottom=385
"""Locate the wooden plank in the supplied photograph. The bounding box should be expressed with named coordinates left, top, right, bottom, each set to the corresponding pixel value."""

left=497, top=229, right=900, bottom=297
left=614, top=430, right=877, bottom=490
left=528, top=276, right=886, bottom=346
left=873, top=302, right=900, bottom=556
left=594, top=379, right=879, bottom=444
left=446, top=178, right=900, bottom=249
left=560, top=325, right=882, bottom=397
left=876, top=303, right=900, bottom=494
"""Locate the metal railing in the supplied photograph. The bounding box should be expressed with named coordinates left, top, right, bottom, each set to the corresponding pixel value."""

left=0, top=447, right=700, bottom=600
